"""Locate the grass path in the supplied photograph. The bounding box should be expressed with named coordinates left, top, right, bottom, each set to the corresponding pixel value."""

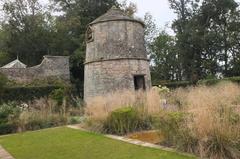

left=0, top=127, right=196, bottom=159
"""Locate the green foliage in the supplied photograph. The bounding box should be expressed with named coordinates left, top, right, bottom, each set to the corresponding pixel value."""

left=153, top=85, right=170, bottom=94
left=154, top=111, right=199, bottom=153
left=68, top=116, right=85, bottom=125
left=0, top=52, right=10, bottom=66
left=150, top=31, right=181, bottom=81
left=151, top=0, right=240, bottom=82
left=0, top=123, right=17, bottom=135
left=155, top=112, right=186, bottom=143
left=23, top=115, right=67, bottom=131
left=1, top=0, right=54, bottom=66
left=153, top=81, right=192, bottom=89
left=50, top=88, right=65, bottom=106
left=49, top=87, right=75, bottom=114
left=103, top=107, right=151, bottom=135
left=0, top=73, right=8, bottom=94
left=198, top=76, right=240, bottom=86
left=164, top=81, right=192, bottom=88
left=0, top=102, right=21, bottom=135
left=0, top=102, right=68, bottom=135
left=144, top=13, right=158, bottom=53
left=119, top=0, right=137, bottom=17
left=0, top=102, right=21, bottom=124
left=0, top=86, right=63, bottom=102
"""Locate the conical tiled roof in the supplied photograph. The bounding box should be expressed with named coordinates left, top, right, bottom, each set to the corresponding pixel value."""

left=90, top=6, right=144, bottom=26
left=1, top=59, right=27, bottom=68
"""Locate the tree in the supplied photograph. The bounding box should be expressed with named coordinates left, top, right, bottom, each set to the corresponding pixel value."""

left=167, top=0, right=240, bottom=82
left=120, top=0, right=137, bottom=17
left=144, top=13, right=158, bottom=55
left=1, top=0, right=54, bottom=66
left=150, top=31, right=180, bottom=81
left=51, top=0, right=119, bottom=96
left=168, top=0, right=203, bottom=82
left=199, top=0, right=240, bottom=76
left=0, top=29, right=11, bottom=66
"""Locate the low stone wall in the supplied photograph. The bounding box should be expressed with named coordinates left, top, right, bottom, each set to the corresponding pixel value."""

left=0, top=56, right=70, bottom=83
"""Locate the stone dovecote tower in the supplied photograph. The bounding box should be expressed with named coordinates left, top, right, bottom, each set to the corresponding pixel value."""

left=84, top=7, right=152, bottom=100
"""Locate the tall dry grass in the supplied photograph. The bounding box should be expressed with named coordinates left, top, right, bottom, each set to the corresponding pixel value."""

left=167, top=82, right=240, bottom=159
left=172, top=82, right=240, bottom=137
left=85, top=89, right=164, bottom=121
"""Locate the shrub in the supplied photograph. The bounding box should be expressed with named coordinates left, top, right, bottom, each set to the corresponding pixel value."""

left=153, top=81, right=192, bottom=89
left=152, top=85, right=170, bottom=95
left=0, top=123, right=17, bottom=135
left=68, top=116, right=85, bottom=125
left=50, top=88, right=65, bottom=106
left=0, top=102, right=20, bottom=135
left=103, top=107, right=151, bottom=135
left=0, top=102, right=21, bottom=124
left=49, top=87, right=74, bottom=115
left=0, top=73, right=7, bottom=96
left=198, top=76, right=240, bottom=86
left=0, top=73, right=7, bottom=87
left=154, top=111, right=186, bottom=142
left=20, top=113, right=67, bottom=131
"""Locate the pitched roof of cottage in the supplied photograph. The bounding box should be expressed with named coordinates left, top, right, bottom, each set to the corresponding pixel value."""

left=90, top=6, right=145, bottom=26
left=1, top=59, right=27, bottom=68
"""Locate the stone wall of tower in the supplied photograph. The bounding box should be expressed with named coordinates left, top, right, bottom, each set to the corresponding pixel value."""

left=84, top=59, right=151, bottom=100
left=85, top=21, right=147, bottom=63
left=84, top=19, right=152, bottom=100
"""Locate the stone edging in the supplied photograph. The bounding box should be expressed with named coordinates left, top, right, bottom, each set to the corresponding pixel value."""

left=0, top=145, right=15, bottom=159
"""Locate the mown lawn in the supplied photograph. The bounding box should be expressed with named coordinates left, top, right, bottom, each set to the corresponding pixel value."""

left=0, top=127, right=196, bottom=159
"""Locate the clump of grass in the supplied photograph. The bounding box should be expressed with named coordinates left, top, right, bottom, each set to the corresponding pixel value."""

left=103, top=107, right=152, bottom=135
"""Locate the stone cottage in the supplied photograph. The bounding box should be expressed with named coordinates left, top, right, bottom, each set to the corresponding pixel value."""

left=84, top=7, right=152, bottom=100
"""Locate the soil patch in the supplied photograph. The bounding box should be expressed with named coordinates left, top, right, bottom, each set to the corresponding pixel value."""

left=127, top=130, right=164, bottom=144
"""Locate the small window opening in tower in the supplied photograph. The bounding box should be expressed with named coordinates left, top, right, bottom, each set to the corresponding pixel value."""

left=86, top=27, right=94, bottom=43
left=134, top=75, right=146, bottom=91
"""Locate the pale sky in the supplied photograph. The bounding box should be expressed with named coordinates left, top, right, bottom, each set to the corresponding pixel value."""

left=119, top=0, right=176, bottom=31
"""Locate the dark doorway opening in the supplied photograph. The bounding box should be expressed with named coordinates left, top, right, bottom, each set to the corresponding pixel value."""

left=134, top=75, right=146, bottom=91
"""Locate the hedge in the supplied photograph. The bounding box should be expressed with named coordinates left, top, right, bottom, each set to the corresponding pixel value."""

left=198, top=76, right=240, bottom=86
left=0, top=123, right=17, bottom=135
left=153, top=76, right=240, bottom=88
left=0, top=85, right=64, bottom=102
left=153, top=81, right=192, bottom=89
